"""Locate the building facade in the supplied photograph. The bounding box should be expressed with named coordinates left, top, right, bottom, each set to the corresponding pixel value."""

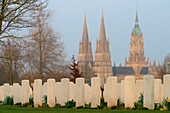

left=78, top=14, right=93, bottom=69
left=78, top=12, right=160, bottom=85
left=78, top=13, right=113, bottom=86
left=113, top=11, right=160, bottom=82
left=93, top=13, right=113, bottom=86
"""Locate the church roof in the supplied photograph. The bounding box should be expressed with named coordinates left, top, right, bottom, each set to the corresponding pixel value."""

left=140, top=67, right=148, bottom=74
left=113, top=66, right=149, bottom=76
left=113, top=67, right=135, bottom=75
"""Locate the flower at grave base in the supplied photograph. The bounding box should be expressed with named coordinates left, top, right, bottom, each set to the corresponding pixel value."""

left=160, top=108, right=164, bottom=111
left=168, top=99, right=170, bottom=102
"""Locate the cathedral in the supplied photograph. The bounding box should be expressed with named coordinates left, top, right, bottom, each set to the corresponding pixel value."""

left=78, top=12, right=160, bottom=85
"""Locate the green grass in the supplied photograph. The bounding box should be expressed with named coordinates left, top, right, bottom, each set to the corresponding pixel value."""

left=0, top=105, right=169, bottom=113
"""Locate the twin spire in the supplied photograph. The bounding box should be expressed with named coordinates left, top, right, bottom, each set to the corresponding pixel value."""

left=82, top=12, right=107, bottom=43
left=99, top=12, right=107, bottom=42
left=82, top=13, right=89, bottom=43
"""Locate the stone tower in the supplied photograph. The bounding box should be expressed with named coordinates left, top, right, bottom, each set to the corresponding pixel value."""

left=93, top=12, right=113, bottom=86
left=78, top=14, right=93, bottom=70
left=125, top=11, right=148, bottom=75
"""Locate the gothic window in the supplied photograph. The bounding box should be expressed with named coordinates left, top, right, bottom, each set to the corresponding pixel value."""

left=136, top=40, right=138, bottom=45
left=135, top=53, right=139, bottom=56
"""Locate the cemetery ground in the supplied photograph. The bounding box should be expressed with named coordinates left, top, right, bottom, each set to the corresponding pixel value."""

left=0, top=105, right=169, bottom=113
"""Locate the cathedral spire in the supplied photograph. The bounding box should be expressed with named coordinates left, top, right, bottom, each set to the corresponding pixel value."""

left=135, top=10, right=139, bottom=27
left=82, top=13, right=89, bottom=43
left=99, top=12, right=106, bottom=42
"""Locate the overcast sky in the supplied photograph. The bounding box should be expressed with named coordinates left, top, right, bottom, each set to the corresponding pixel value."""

left=47, top=0, right=170, bottom=66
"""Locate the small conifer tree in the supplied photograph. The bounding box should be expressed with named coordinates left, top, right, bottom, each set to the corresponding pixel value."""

left=69, top=55, right=83, bottom=83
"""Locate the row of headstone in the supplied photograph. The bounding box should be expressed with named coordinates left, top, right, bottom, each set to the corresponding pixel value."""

left=103, top=75, right=170, bottom=110
left=32, top=77, right=100, bottom=108
left=0, top=80, right=32, bottom=105
left=0, top=75, right=170, bottom=109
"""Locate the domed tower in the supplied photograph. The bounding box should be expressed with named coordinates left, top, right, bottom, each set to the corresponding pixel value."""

left=125, top=11, right=148, bottom=75
left=78, top=14, right=93, bottom=70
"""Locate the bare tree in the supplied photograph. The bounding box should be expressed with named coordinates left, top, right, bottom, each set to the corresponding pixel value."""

left=0, top=0, right=47, bottom=40
left=0, top=39, right=22, bottom=84
left=0, top=0, right=48, bottom=84
left=22, top=9, right=65, bottom=80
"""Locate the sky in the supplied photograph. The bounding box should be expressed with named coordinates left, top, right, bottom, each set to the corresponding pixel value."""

left=47, top=0, right=170, bottom=66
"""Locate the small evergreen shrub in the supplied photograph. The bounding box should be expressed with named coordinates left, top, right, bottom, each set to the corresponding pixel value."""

left=29, top=97, right=34, bottom=106
left=97, top=104, right=105, bottom=109
left=65, top=99, right=76, bottom=108
left=162, top=98, right=168, bottom=109
left=3, top=96, right=13, bottom=105
left=97, top=97, right=107, bottom=109
left=117, top=98, right=125, bottom=108
left=42, top=95, right=47, bottom=105
left=84, top=104, right=91, bottom=109
left=100, top=97, right=107, bottom=106
left=154, top=103, right=163, bottom=110
left=133, top=93, right=143, bottom=110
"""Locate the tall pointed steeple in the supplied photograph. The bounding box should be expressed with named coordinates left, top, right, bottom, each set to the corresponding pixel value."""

left=132, top=9, right=142, bottom=36
left=99, top=12, right=106, bottom=42
left=78, top=13, right=93, bottom=72
left=135, top=11, right=139, bottom=27
left=82, top=13, right=89, bottom=43
left=94, top=11, right=113, bottom=86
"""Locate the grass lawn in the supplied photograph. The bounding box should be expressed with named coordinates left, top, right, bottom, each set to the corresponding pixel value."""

left=0, top=105, right=169, bottom=113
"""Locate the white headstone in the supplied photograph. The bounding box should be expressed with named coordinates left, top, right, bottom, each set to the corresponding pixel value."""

left=91, top=77, right=100, bottom=108
left=3, top=83, right=10, bottom=100
left=0, top=86, right=4, bottom=101
left=117, top=83, right=121, bottom=99
left=42, top=82, right=47, bottom=96
left=120, top=80, right=125, bottom=103
left=21, top=80, right=30, bottom=104
left=161, top=84, right=163, bottom=102
left=55, top=82, right=61, bottom=104
left=107, top=76, right=117, bottom=107
left=163, top=74, right=170, bottom=99
left=12, top=83, right=21, bottom=104
left=30, top=87, right=33, bottom=98
left=69, top=82, right=74, bottom=101
left=125, top=76, right=135, bottom=108
left=104, top=84, right=107, bottom=102
left=144, top=75, right=154, bottom=110
left=75, top=78, right=85, bottom=107
left=47, top=79, right=55, bottom=107
left=61, top=78, right=70, bottom=106
left=84, top=84, right=91, bottom=105
left=9, top=85, right=12, bottom=97
left=33, top=79, right=42, bottom=107
left=136, top=80, right=144, bottom=101
left=154, top=79, right=162, bottom=103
